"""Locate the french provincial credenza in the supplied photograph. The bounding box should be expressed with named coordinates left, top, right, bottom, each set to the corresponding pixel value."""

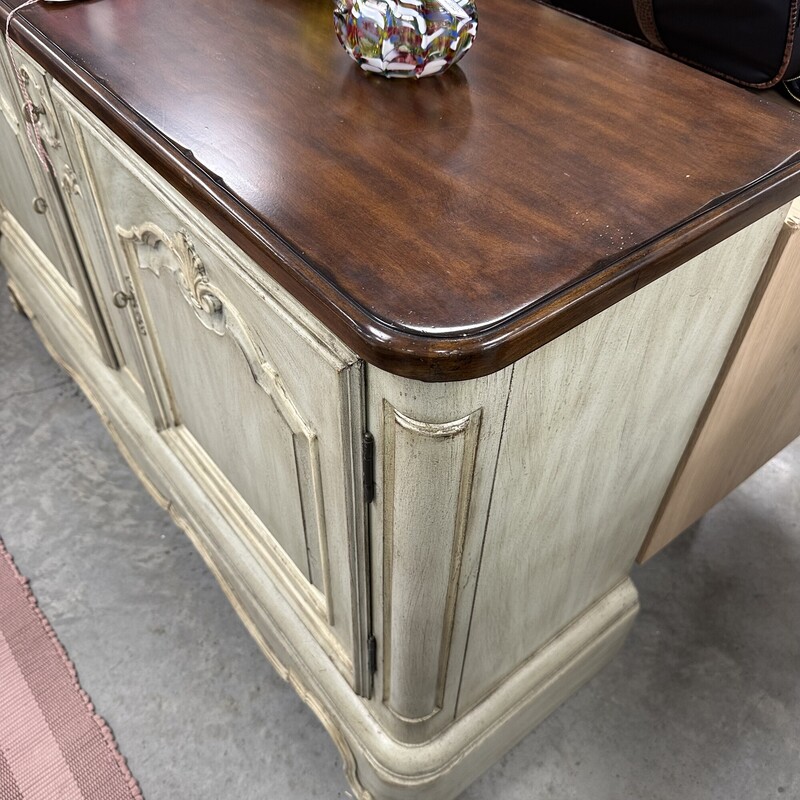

left=1, top=1, right=800, bottom=798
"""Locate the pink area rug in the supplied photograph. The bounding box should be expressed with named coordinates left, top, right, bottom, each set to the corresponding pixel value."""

left=0, top=538, right=143, bottom=800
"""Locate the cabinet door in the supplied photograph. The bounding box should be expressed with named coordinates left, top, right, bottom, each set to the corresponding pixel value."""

left=62, top=95, right=372, bottom=692
left=47, top=82, right=157, bottom=414
left=0, top=43, right=115, bottom=365
left=0, top=57, right=68, bottom=285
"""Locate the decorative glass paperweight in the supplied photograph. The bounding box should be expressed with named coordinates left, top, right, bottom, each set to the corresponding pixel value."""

left=334, top=0, right=478, bottom=79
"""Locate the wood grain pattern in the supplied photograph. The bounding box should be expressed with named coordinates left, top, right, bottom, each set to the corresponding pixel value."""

left=6, top=52, right=794, bottom=795
left=457, top=207, right=787, bottom=711
left=2, top=0, right=800, bottom=379
left=639, top=201, right=800, bottom=561
left=2, top=198, right=641, bottom=800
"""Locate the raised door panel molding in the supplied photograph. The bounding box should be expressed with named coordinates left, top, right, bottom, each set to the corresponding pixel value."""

left=639, top=200, right=800, bottom=561
left=118, top=221, right=331, bottom=595
left=114, top=211, right=366, bottom=688
left=365, top=367, right=513, bottom=744
left=0, top=44, right=71, bottom=288
left=0, top=110, right=69, bottom=287
left=8, top=46, right=61, bottom=153
left=382, top=403, right=482, bottom=724
left=52, top=98, right=178, bottom=406
left=118, top=222, right=332, bottom=604
left=52, top=77, right=370, bottom=692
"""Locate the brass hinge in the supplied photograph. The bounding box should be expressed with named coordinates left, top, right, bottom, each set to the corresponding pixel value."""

left=362, top=431, right=375, bottom=504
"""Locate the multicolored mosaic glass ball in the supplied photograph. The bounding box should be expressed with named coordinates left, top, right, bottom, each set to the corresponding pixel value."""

left=333, top=0, right=479, bottom=79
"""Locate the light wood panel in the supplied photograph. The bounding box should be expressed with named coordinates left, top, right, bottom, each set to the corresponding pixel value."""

left=6, top=22, right=800, bottom=800
left=639, top=201, right=800, bottom=561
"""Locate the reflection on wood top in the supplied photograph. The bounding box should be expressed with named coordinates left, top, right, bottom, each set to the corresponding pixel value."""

left=4, top=0, right=800, bottom=380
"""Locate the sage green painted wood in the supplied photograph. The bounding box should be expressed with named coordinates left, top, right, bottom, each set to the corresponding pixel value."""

left=381, top=405, right=482, bottom=724
left=457, top=208, right=788, bottom=712
left=43, top=84, right=151, bottom=410
left=0, top=216, right=647, bottom=799
left=4, top=38, right=797, bottom=800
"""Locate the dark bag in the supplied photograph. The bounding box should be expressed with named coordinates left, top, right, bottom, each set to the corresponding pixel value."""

left=541, top=0, right=800, bottom=98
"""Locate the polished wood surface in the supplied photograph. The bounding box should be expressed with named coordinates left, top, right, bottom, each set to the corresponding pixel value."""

left=4, top=0, right=800, bottom=380
left=639, top=201, right=800, bottom=562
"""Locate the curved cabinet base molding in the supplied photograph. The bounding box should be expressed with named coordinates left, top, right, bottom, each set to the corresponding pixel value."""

left=3, top=191, right=791, bottom=799
left=351, top=582, right=638, bottom=800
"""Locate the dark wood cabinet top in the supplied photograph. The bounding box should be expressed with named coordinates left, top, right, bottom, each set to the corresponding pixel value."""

left=4, top=0, right=800, bottom=380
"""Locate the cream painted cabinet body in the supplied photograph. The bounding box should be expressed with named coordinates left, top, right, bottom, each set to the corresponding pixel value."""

left=0, top=46, right=796, bottom=800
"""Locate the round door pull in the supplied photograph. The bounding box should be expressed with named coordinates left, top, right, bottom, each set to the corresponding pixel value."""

left=32, top=197, right=48, bottom=214
left=25, top=103, right=43, bottom=124
left=112, top=291, right=133, bottom=309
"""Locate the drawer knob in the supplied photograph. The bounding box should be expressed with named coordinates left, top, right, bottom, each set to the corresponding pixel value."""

left=112, top=290, right=134, bottom=309
left=32, top=196, right=47, bottom=214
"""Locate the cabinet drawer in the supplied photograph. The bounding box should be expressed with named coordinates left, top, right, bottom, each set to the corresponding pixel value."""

left=54, top=85, right=372, bottom=691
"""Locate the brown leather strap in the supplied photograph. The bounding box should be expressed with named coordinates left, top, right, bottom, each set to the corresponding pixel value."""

left=633, top=0, right=667, bottom=49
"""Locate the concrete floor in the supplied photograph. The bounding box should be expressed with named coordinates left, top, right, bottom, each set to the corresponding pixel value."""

left=1, top=267, right=799, bottom=800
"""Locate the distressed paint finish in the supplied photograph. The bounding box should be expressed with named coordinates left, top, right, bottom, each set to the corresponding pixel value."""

left=2, top=40, right=116, bottom=368
left=365, top=367, right=512, bottom=746
left=381, top=404, right=482, bottom=723
left=0, top=42, right=73, bottom=292
left=2, top=25, right=799, bottom=800
left=457, top=208, right=787, bottom=711
left=36, top=76, right=374, bottom=697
